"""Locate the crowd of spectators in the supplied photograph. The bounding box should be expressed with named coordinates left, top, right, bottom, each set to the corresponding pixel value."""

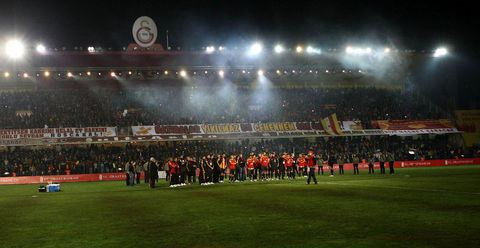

left=1, top=134, right=472, bottom=177
left=0, top=86, right=446, bottom=129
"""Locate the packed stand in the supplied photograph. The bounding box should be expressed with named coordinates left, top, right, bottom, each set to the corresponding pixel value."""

left=0, top=87, right=446, bottom=129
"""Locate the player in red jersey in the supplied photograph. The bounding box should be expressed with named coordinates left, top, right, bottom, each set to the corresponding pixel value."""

left=246, top=153, right=256, bottom=181
left=260, top=153, right=270, bottom=180
left=297, top=154, right=307, bottom=178
left=228, top=155, right=238, bottom=182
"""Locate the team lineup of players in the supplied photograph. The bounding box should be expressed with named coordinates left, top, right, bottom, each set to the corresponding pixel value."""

left=159, top=151, right=396, bottom=187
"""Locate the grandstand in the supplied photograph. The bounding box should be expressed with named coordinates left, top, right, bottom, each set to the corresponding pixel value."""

left=0, top=44, right=475, bottom=175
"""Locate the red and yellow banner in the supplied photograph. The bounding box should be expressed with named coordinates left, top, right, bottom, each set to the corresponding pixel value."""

left=374, top=119, right=458, bottom=135
left=456, top=110, right=480, bottom=147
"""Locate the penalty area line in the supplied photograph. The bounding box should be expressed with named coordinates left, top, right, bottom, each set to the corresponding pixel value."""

left=321, top=181, right=480, bottom=195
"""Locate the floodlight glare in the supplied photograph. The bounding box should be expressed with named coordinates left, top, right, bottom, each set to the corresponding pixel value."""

left=164, top=70, right=169, bottom=75
left=306, top=46, right=313, bottom=53
left=274, top=44, right=284, bottom=53
left=67, top=72, right=73, bottom=77
left=87, top=71, right=91, bottom=76
left=433, top=47, right=448, bottom=57
left=3, top=72, right=10, bottom=78
left=180, top=70, right=187, bottom=77
left=87, top=46, right=95, bottom=52
left=218, top=46, right=224, bottom=51
left=206, top=46, right=215, bottom=53
left=44, top=71, right=50, bottom=77
left=296, top=46, right=303, bottom=53
left=257, top=69, right=264, bottom=76
left=249, top=42, right=263, bottom=55
left=218, top=70, right=224, bottom=77
left=5, top=39, right=25, bottom=59
left=365, top=47, right=372, bottom=53
left=384, top=47, right=391, bottom=53
left=22, top=72, right=28, bottom=78
left=110, top=72, right=116, bottom=77
left=36, top=44, right=46, bottom=54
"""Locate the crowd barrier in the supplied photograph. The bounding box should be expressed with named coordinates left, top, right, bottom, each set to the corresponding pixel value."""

left=1, top=158, right=479, bottom=185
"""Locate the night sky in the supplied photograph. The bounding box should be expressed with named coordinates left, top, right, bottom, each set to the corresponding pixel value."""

left=0, top=0, right=477, bottom=107
left=0, top=0, right=476, bottom=54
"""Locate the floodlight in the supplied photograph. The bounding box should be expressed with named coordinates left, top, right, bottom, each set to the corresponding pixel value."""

left=4, top=72, right=10, bottom=78
left=86, top=71, right=91, bottom=76
left=257, top=69, right=264, bottom=76
left=384, top=47, right=391, bottom=53
left=218, top=46, right=224, bottom=51
left=110, top=72, right=116, bottom=77
left=44, top=71, right=50, bottom=77
left=164, top=70, right=169, bottom=75
left=365, top=47, right=372, bottom=53
left=87, top=46, right=95, bottom=52
left=206, top=46, right=215, bottom=53
left=180, top=70, right=187, bottom=77
left=22, top=72, right=28, bottom=78
left=296, top=46, right=303, bottom=53
left=346, top=46, right=353, bottom=54
left=36, top=44, right=46, bottom=54
left=274, top=45, right=284, bottom=53
left=249, top=42, right=263, bottom=55
left=433, top=47, right=448, bottom=57
left=218, top=70, right=224, bottom=77
left=67, top=72, right=73, bottom=77
left=5, top=39, right=25, bottom=59
left=306, top=46, right=313, bottom=53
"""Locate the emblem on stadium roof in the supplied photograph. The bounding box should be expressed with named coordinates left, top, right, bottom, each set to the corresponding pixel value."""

left=132, top=16, right=157, bottom=47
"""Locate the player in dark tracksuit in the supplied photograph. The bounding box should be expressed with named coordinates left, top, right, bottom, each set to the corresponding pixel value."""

left=388, top=152, right=395, bottom=174
left=279, top=153, right=286, bottom=180
left=328, top=153, right=335, bottom=176
left=179, top=156, right=187, bottom=184
left=352, top=154, right=360, bottom=175
left=368, top=154, right=375, bottom=174
left=187, top=156, right=197, bottom=184
left=270, top=153, right=279, bottom=180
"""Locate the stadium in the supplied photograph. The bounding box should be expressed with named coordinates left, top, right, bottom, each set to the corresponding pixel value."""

left=1, top=1, right=479, bottom=247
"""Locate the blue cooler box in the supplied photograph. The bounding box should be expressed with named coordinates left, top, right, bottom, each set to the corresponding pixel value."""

left=46, top=184, right=60, bottom=192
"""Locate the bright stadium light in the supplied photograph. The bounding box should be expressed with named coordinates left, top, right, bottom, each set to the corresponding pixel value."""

left=384, top=47, right=391, bottom=53
left=67, top=72, right=73, bottom=77
left=5, top=39, right=25, bottom=59
left=218, top=46, right=224, bottom=51
left=44, top=71, right=50, bottom=77
left=3, top=72, right=10, bottom=78
left=433, top=47, right=448, bottom=57
left=306, top=46, right=313, bottom=53
left=180, top=70, right=187, bottom=77
left=110, top=72, right=116, bottom=77
left=346, top=46, right=353, bottom=54
left=86, top=71, right=91, bottom=76
left=164, top=70, right=169, bottom=75
left=36, top=44, right=46, bottom=54
left=249, top=42, right=263, bottom=55
left=87, top=46, right=95, bottom=52
left=296, top=46, right=303, bottom=53
left=218, top=70, right=224, bottom=78
left=365, top=47, right=372, bottom=54
left=22, top=72, right=28, bottom=78
left=257, top=69, right=264, bottom=76
left=206, top=46, right=215, bottom=53
left=274, top=44, right=284, bottom=54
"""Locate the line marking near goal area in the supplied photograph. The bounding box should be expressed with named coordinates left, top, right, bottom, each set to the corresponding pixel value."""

left=322, top=181, right=480, bottom=195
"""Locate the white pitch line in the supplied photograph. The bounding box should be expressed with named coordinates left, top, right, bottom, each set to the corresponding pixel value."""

left=322, top=181, right=480, bottom=195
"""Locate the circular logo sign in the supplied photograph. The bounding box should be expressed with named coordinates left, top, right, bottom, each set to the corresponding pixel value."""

left=132, top=16, right=157, bottom=47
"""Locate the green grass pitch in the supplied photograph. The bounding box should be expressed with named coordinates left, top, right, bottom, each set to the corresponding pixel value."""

left=1, top=165, right=480, bottom=248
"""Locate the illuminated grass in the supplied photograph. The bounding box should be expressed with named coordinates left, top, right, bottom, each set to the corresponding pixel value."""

left=1, top=165, right=480, bottom=248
